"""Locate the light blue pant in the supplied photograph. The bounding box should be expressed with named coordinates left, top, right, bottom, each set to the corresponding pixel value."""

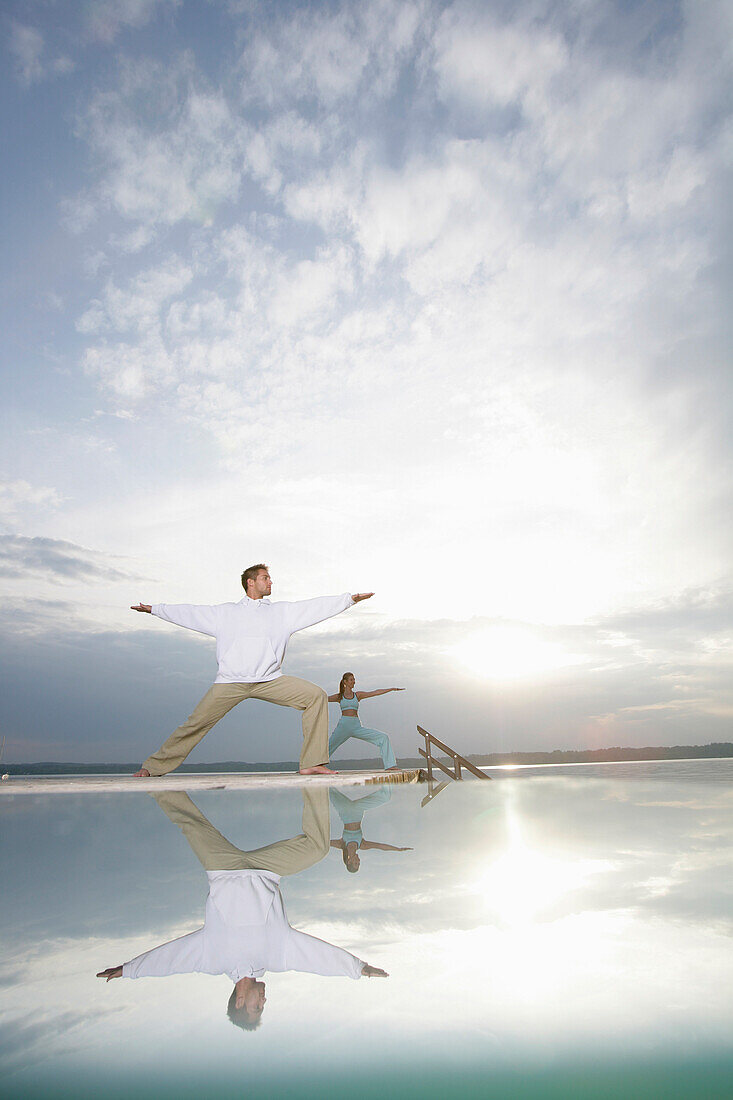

left=330, top=787, right=392, bottom=835
left=328, top=717, right=397, bottom=769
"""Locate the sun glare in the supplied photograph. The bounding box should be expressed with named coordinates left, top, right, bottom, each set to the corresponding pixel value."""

left=476, top=798, right=613, bottom=927
left=448, top=625, right=583, bottom=681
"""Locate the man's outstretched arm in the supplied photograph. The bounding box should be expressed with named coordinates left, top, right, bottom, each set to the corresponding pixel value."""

left=131, top=602, right=220, bottom=636
left=285, top=591, right=374, bottom=634
left=100, top=928, right=205, bottom=980
left=285, top=927, right=387, bottom=979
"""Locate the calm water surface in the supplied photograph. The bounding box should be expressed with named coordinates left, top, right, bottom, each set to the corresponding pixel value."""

left=1, top=759, right=732, bottom=1098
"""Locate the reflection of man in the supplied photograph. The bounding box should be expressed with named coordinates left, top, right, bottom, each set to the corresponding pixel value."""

left=130, top=565, right=374, bottom=777
left=330, top=788, right=413, bottom=873
left=97, top=789, right=388, bottom=1030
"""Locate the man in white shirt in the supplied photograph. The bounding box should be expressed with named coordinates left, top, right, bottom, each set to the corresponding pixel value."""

left=130, top=565, right=374, bottom=777
left=96, top=789, right=388, bottom=1029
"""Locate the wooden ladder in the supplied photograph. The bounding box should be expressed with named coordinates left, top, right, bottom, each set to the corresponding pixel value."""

left=417, top=725, right=492, bottom=783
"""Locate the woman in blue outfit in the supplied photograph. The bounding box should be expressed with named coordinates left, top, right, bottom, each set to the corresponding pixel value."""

left=327, top=673, right=404, bottom=771
left=330, top=788, right=413, bottom=874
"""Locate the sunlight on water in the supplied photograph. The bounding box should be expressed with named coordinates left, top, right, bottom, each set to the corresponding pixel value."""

left=474, top=787, right=614, bottom=925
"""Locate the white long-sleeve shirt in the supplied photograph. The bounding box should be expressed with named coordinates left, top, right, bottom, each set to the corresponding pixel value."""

left=122, top=869, right=364, bottom=983
left=151, top=592, right=355, bottom=683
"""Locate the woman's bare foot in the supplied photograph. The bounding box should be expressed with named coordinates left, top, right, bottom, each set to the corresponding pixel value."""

left=133, top=768, right=151, bottom=777
left=299, top=764, right=338, bottom=775
left=386, top=766, right=401, bottom=772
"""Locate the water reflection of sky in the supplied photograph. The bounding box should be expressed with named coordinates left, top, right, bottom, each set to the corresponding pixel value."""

left=1, top=761, right=732, bottom=1096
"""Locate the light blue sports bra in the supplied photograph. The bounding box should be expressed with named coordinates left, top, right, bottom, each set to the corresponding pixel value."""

left=339, top=693, right=359, bottom=712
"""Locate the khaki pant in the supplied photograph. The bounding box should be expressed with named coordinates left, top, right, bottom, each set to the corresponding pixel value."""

left=152, top=789, right=330, bottom=876
left=142, top=676, right=329, bottom=776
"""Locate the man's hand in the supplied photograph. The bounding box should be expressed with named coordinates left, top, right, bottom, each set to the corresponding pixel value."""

left=131, top=604, right=152, bottom=613
left=361, top=964, right=389, bottom=978
left=96, top=966, right=123, bottom=981
left=352, top=593, right=374, bottom=604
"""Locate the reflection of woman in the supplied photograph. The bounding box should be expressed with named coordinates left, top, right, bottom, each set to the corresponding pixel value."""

left=327, top=673, right=404, bottom=770
left=330, top=788, right=413, bottom=874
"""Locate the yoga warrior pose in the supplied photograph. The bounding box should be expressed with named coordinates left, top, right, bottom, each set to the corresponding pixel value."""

left=327, top=673, right=404, bottom=771
left=330, top=788, right=413, bottom=873
left=131, top=566, right=373, bottom=777
left=97, top=789, right=387, bottom=1030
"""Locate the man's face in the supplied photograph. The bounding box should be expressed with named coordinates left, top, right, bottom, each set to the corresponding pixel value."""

left=250, top=570, right=272, bottom=599
left=236, top=980, right=267, bottom=1019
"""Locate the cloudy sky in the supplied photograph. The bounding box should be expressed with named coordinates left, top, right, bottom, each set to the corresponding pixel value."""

left=1, top=0, right=731, bottom=764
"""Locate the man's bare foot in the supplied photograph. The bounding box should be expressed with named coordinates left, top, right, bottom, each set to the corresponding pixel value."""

left=133, top=768, right=151, bottom=777
left=299, top=764, right=338, bottom=775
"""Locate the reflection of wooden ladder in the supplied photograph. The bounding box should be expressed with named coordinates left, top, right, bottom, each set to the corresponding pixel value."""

left=417, top=725, right=492, bottom=783
left=421, top=777, right=450, bottom=808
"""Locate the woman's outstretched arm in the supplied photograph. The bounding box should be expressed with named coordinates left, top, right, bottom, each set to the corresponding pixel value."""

left=327, top=693, right=340, bottom=702
left=356, top=688, right=405, bottom=699
left=360, top=841, right=413, bottom=851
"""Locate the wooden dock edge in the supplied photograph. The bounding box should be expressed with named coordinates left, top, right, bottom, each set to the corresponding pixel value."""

left=365, top=768, right=426, bottom=785
left=0, top=767, right=426, bottom=795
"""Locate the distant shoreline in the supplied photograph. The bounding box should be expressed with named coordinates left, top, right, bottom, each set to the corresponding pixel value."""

left=4, top=742, right=732, bottom=775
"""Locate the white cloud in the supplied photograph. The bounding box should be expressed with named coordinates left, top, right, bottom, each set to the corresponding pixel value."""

left=77, top=231, right=362, bottom=445
left=0, top=479, right=63, bottom=523
left=8, top=22, right=74, bottom=86
left=9, top=23, right=44, bottom=84
left=243, top=112, right=325, bottom=195
left=60, top=191, right=99, bottom=234
left=283, top=141, right=512, bottom=272
left=77, top=257, right=194, bottom=336
left=430, top=0, right=730, bottom=241
left=84, top=0, right=181, bottom=44
left=268, top=244, right=354, bottom=328
left=237, top=0, right=422, bottom=109
left=74, top=58, right=243, bottom=233
left=78, top=256, right=193, bottom=399
left=626, top=144, right=708, bottom=221
left=110, top=224, right=158, bottom=254
left=83, top=338, right=173, bottom=401
left=433, top=5, right=568, bottom=108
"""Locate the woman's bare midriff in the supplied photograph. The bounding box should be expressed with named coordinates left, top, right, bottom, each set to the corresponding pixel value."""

left=341, top=709, right=358, bottom=716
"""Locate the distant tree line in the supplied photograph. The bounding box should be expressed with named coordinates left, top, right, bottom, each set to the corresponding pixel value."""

left=461, top=742, right=733, bottom=766
left=4, top=743, right=733, bottom=774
